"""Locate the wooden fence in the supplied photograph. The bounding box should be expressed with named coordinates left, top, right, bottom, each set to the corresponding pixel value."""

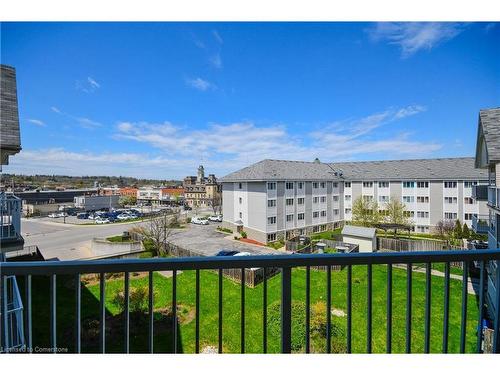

left=377, top=237, right=463, bottom=252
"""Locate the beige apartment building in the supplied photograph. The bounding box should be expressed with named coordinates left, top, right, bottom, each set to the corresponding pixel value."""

left=183, top=165, right=222, bottom=209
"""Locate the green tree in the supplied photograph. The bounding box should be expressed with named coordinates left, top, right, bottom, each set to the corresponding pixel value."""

left=352, top=197, right=381, bottom=227
left=462, top=223, right=470, bottom=239
left=119, top=195, right=137, bottom=206
left=384, top=196, right=411, bottom=226
left=454, top=219, right=463, bottom=239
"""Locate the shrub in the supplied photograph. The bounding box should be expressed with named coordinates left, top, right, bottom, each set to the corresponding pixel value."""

left=113, top=286, right=151, bottom=313
left=462, top=223, right=470, bottom=239
left=186, top=217, right=192, bottom=223
left=217, top=226, right=233, bottom=234
left=240, top=231, right=247, bottom=238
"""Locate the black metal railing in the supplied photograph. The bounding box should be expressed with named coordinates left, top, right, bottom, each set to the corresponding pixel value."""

left=1, top=249, right=500, bottom=354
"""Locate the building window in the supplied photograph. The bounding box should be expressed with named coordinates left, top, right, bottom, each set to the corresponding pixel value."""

left=286, top=214, right=294, bottom=222
left=239, top=212, right=242, bottom=219
left=267, top=233, right=277, bottom=242
left=464, top=197, right=474, bottom=204
left=286, top=198, right=294, bottom=206
left=345, top=182, right=351, bottom=188
left=345, top=208, right=352, bottom=214
left=417, top=211, right=429, bottom=218
left=286, top=182, right=294, bottom=190
left=417, top=181, right=429, bottom=188
left=464, top=181, right=477, bottom=188
left=379, top=209, right=389, bottom=216
left=444, top=181, right=457, bottom=189
left=313, top=211, right=319, bottom=218
left=402, top=196, right=414, bottom=203
left=297, top=197, right=305, bottom=205
left=320, top=182, right=326, bottom=188
left=267, top=199, right=276, bottom=207
left=267, top=216, right=277, bottom=225
left=444, top=212, right=458, bottom=220
left=298, top=182, right=303, bottom=189
left=313, top=182, right=319, bottom=189
left=465, top=213, right=473, bottom=220
left=403, top=181, right=415, bottom=188
left=320, top=196, right=326, bottom=203
left=332, top=182, right=338, bottom=188
left=238, top=183, right=243, bottom=189
left=345, top=194, right=351, bottom=201
left=313, top=226, right=320, bottom=233
left=267, top=182, right=276, bottom=190
left=444, top=197, right=458, bottom=204
left=239, top=197, right=242, bottom=204
left=333, top=209, right=339, bottom=215
left=333, top=195, right=339, bottom=202
left=319, top=225, right=327, bottom=232
left=378, top=195, right=389, bottom=203
left=404, top=211, right=415, bottom=218
left=378, top=182, right=389, bottom=188
left=298, top=213, right=305, bottom=220
left=363, top=195, right=373, bottom=202
left=417, top=196, right=429, bottom=203
left=313, top=196, right=319, bottom=204
left=363, top=182, right=373, bottom=188
left=321, top=210, right=327, bottom=217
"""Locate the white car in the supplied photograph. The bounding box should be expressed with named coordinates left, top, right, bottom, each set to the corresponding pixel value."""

left=233, top=252, right=252, bottom=257
left=117, top=214, right=130, bottom=220
left=191, top=217, right=209, bottom=225
left=208, top=215, right=223, bottom=222
left=58, top=212, right=68, bottom=217
left=95, top=218, right=110, bottom=224
left=48, top=213, right=59, bottom=218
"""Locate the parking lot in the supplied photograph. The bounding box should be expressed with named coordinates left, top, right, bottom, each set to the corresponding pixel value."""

left=167, top=221, right=283, bottom=256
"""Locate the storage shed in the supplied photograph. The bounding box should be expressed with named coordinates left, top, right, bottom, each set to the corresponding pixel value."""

left=341, top=225, right=376, bottom=252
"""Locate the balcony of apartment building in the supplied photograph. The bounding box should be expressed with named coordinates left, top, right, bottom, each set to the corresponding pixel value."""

left=0, top=192, right=24, bottom=254
left=1, top=249, right=500, bottom=354
left=487, top=186, right=500, bottom=210
left=472, top=214, right=490, bottom=234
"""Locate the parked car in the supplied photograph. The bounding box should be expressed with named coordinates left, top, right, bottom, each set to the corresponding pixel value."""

left=191, top=217, right=209, bottom=225
left=117, top=214, right=130, bottom=220
left=95, top=218, right=110, bottom=224
left=76, top=212, right=89, bottom=219
left=48, top=213, right=59, bottom=218
left=88, top=213, right=96, bottom=220
left=208, top=214, right=223, bottom=222
left=216, top=250, right=240, bottom=256
left=58, top=212, right=68, bottom=217
left=233, top=252, right=252, bottom=257
left=183, top=206, right=192, bottom=211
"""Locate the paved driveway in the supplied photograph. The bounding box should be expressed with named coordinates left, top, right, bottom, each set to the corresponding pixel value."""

left=167, top=222, right=283, bottom=256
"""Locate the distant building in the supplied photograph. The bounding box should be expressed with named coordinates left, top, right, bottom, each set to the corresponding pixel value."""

left=100, top=187, right=120, bottom=196
left=136, top=187, right=184, bottom=206
left=74, top=194, right=120, bottom=211
left=183, top=165, right=222, bottom=209
left=119, top=187, right=138, bottom=198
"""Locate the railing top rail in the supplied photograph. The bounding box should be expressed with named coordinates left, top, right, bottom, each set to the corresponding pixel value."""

left=1, top=249, right=500, bottom=275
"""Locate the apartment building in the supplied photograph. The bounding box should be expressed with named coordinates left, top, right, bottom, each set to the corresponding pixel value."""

left=221, top=157, right=488, bottom=244
left=473, top=107, right=500, bottom=318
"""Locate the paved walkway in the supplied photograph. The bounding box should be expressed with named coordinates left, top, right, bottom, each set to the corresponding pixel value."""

left=394, top=264, right=479, bottom=295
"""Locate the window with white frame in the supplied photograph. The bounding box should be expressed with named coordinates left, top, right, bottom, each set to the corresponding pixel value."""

left=239, top=212, right=242, bottom=219
left=465, top=213, right=474, bottom=220
left=298, top=182, right=303, bottom=189
left=239, top=197, right=242, bottom=204
left=417, top=211, right=429, bottom=218
left=286, top=198, right=294, bottom=206
left=286, top=214, right=294, bottom=222
left=313, top=196, right=319, bottom=204
left=363, top=195, right=373, bottom=202
left=332, top=182, right=338, bottom=188
left=378, top=195, right=389, bottom=203
left=444, top=212, right=457, bottom=220
left=464, top=181, right=477, bottom=188
left=404, top=210, right=415, bottom=217
left=298, top=213, right=305, bottom=220
left=320, top=182, right=326, bottom=188
left=345, top=182, right=351, bottom=188
left=238, top=183, right=243, bottom=189
left=267, top=182, right=276, bottom=190
left=333, top=195, right=339, bottom=202
left=345, top=208, right=352, bottom=214
left=313, top=211, right=319, bottom=218
left=268, top=199, right=276, bottom=207
left=417, top=196, right=429, bottom=203
left=417, top=181, right=429, bottom=188
left=444, top=181, right=457, bottom=188
left=403, top=196, right=414, bottom=203
left=378, top=181, right=389, bottom=188
left=333, top=209, right=339, bottom=215
left=464, top=197, right=474, bottom=204
left=313, top=182, right=319, bottom=189
left=444, top=197, right=458, bottom=204
left=297, top=197, right=305, bottom=205
left=320, top=196, right=326, bottom=203
left=321, top=210, right=326, bottom=217
left=363, top=182, right=373, bottom=188
left=267, top=233, right=277, bottom=242
left=345, top=194, right=351, bottom=201
left=267, top=216, right=277, bottom=224
left=403, top=181, right=415, bottom=188
left=286, top=182, right=294, bottom=190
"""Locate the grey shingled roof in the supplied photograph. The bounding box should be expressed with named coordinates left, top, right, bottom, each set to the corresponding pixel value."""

left=478, top=107, right=500, bottom=163
left=342, top=225, right=376, bottom=238
left=221, top=157, right=487, bottom=182
left=0, top=64, right=21, bottom=165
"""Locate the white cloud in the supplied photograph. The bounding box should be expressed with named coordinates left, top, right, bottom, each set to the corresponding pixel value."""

left=87, top=77, right=100, bottom=89
left=368, top=23, right=466, bottom=57
left=186, top=77, right=216, bottom=91
left=76, top=76, right=101, bottom=93
left=209, top=53, right=222, bottom=69
left=212, top=30, right=223, bottom=44
left=50, top=107, right=101, bottom=129
left=27, top=119, right=46, bottom=127
left=51, top=106, right=61, bottom=114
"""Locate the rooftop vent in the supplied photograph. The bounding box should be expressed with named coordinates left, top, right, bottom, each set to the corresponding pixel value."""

left=313, top=158, right=321, bottom=164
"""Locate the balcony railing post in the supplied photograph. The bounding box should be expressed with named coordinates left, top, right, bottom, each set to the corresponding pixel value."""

left=281, top=266, right=292, bottom=354
left=494, top=261, right=500, bottom=353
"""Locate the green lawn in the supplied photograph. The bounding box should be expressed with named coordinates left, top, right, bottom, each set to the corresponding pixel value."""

left=20, top=265, right=480, bottom=353
left=310, top=228, right=343, bottom=241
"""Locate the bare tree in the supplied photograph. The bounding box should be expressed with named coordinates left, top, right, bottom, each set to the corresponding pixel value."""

left=130, top=211, right=179, bottom=257
left=208, top=194, right=222, bottom=215
left=433, top=219, right=455, bottom=243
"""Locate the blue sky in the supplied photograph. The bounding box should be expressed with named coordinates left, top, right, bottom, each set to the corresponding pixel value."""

left=1, top=22, right=499, bottom=179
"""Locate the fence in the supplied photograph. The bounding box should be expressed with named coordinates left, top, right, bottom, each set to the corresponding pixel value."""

left=377, top=237, right=463, bottom=252
left=1, top=250, right=500, bottom=354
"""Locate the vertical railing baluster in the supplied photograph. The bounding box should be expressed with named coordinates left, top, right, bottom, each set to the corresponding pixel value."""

left=424, top=263, right=431, bottom=353
left=406, top=263, right=412, bottom=354
left=281, top=267, right=292, bottom=353
left=326, top=266, right=331, bottom=354
left=148, top=271, right=154, bottom=353
left=75, top=274, right=81, bottom=354
left=367, top=264, right=372, bottom=354
left=305, top=266, right=311, bottom=354
left=172, top=270, right=177, bottom=354
left=494, top=261, right=500, bottom=353
left=99, top=272, right=105, bottom=354
left=27, top=275, right=32, bottom=353
left=460, top=262, right=469, bottom=353
left=386, top=264, right=392, bottom=354
left=124, top=272, right=130, bottom=354
left=241, top=268, right=245, bottom=354
left=263, top=267, right=268, bottom=354
left=195, top=269, right=200, bottom=354
left=51, top=274, right=57, bottom=353
left=218, top=268, right=223, bottom=354
left=443, top=262, right=450, bottom=353
left=476, top=261, right=485, bottom=353
left=347, top=265, right=352, bottom=354
left=2, top=276, right=8, bottom=351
